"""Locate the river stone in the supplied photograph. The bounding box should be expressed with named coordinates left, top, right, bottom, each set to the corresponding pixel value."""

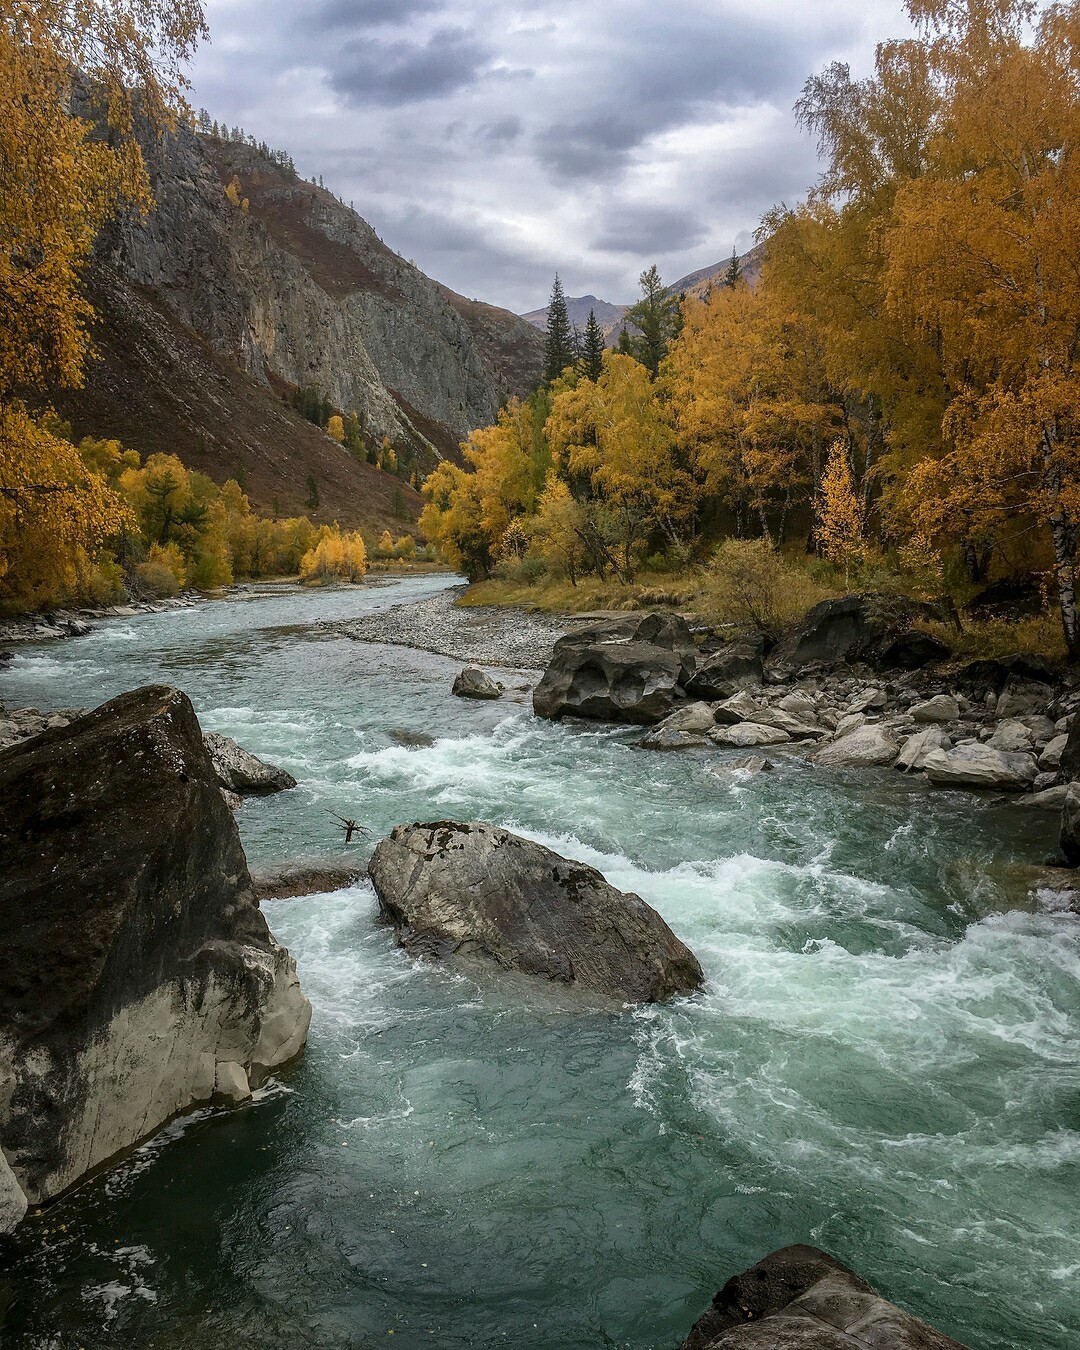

left=679, top=1244, right=968, bottom=1350
left=640, top=702, right=716, bottom=750
left=532, top=612, right=697, bottom=725
left=751, top=707, right=826, bottom=738
left=251, top=860, right=363, bottom=901
left=203, top=731, right=298, bottom=794
left=1039, top=733, right=1068, bottom=770
left=895, top=726, right=951, bottom=772
left=813, top=725, right=899, bottom=768
left=923, top=743, right=1038, bottom=790
left=1061, top=783, right=1080, bottom=865
left=710, top=722, right=790, bottom=747
left=452, top=667, right=502, bottom=700
left=0, top=685, right=311, bottom=1227
left=988, top=718, right=1035, bottom=753
left=911, top=694, right=960, bottom=724
left=777, top=691, right=817, bottom=720
left=714, top=690, right=762, bottom=724
left=368, top=822, right=703, bottom=1002
left=684, top=635, right=764, bottom=701
left=1016, top=784, right=1070, bottom=810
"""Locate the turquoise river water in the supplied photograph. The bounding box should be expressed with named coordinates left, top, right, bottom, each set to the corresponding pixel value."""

left=0, top=574, right=1077, bottom=1349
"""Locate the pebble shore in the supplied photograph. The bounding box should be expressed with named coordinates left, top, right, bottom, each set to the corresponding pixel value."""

left=333, top=586, right=574, bottom=669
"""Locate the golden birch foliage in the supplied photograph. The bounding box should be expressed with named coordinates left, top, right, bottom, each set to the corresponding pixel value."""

left=299, top=528, right=367, bottom=582
left=326, top=414, right=345, bottom=443
left=460, top=397, right=538, bottom=543
left=0, top=405, right=133, bottom=608
left=378, top=530, right=394, bottom=553
left=816, top=439, right=865, bottom=578
left=530, top=472, right=589, bottom=582
left=546, top=353, right=697, bottom=559
left=666, top=284, right=828, bottom=536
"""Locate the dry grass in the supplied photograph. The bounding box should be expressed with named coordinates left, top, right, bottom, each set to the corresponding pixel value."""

left=919, top=613, right=1067, bottom=666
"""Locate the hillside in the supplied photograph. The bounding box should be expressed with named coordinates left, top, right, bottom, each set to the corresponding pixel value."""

left=52, top=121, right=545, bottom=529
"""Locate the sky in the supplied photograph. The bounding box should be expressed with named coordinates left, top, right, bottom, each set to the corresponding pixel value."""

left=189, top=0, right=913, bottom=314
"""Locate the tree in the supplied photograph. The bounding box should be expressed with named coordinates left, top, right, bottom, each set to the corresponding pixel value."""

left=816, top=439, right=865, bottom=583
left=543, top=273, right=576, bottom=385
left=723, top=247, right=741, bottom=289
left=326, top=414, right=345, bottom=443
left=580, top=309, right=605, bottom=382
left=622, top=266, right=682, bottom=377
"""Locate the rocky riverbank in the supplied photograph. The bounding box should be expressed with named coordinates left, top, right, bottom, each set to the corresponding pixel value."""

left=0, top=592, right=203, bottom=650
left=334, top=586, right=577, bottom=668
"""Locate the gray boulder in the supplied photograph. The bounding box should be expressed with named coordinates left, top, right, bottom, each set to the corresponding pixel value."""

left=679, top=1245, right=968, bottom=1349
left=710, top=722, right=791, bottom=747
left=911, top=694, right=960, bottom=724
left=895, top=726, right=951, bottom=772
left=1040, top=733, right=1068, bottom=770
left=203, top=731, right=297, bottom=794
left=0, top=685, right=311, bottom=1231
left=684, top=634, right=764, bottom=700
left=640, top=702, right=717, bottom=750
left=368, top=821, right=703, bottom=1003
left=532, top=612, right=697, bottom=724
left=714, top=689, right=763, bottom=724
left=767, top=593, right=932, bottom=674
left=988, top=718, right=1035, bottom=753
left=1016, top=784, right=1070, bottom=810
left=924, top=743, right=1038, bottom=790
left=452, top=667, right=503, bottom=700
left=813, top=725, right=899, bottom=768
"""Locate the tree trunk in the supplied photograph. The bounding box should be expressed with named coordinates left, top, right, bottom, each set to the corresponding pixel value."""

left=1050, top=509, right=1080, bottom=661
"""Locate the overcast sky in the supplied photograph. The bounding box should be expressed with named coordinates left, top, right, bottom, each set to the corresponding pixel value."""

left=189, top=0, right=912, bottom=313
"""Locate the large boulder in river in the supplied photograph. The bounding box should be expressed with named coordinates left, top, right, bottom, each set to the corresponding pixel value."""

left=533, top=612, right=697, bottom=724
left=0, top=685, right=311, bottom=1230
left=368, top=821, right=704, bottom=1003
left=923, top=743, right=1038, bottom=791
left=679, top=1244, right=968, bottom=1349
left=452, top=667, right=502, bottom=700
left=203, top=731, right=297, bottom=794
left=767, top=594, right=933, bottom=675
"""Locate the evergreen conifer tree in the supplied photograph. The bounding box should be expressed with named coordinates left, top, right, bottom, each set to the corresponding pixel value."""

left=543, top=273, right=575, bottom=385
left=724, top=246, right=741, bottom=289
left=580, top=309, right=605, bottom=382
left=623, top=265, right=680, bottom=377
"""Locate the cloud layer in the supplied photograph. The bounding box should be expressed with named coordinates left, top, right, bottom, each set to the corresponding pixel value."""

left=190, top=0, right=910, bottom=312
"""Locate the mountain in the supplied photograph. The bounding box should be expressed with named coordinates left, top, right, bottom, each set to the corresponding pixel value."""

left=52, top=122, right=543, bottom=531
left=520, top=244, right=766, bottom=352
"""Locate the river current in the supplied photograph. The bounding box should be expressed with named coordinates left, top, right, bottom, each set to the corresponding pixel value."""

left=1, top=574, right=1077, bottom=1349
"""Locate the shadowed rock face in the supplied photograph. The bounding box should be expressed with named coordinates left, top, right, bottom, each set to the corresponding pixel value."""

left=767, top=595, right=937, bottom=675
left=368, top=821, right=704, bottom=1003
left=680, top=1245, right=969, bottom=1349
left=533, top=613, right=698, bottom=724
left=0, top=686, right=311, bottom=1226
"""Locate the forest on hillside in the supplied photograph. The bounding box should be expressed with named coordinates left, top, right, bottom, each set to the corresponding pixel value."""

left=420, top=0, right=1080, bottom=659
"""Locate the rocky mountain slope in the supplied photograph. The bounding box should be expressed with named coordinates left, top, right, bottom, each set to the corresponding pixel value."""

left=53, top=123, right=543, bottom=529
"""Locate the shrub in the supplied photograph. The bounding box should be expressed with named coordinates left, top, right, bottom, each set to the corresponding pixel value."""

left=706, top=538, right=835, bottom=637
left=136, top=542, right=187, bottom=597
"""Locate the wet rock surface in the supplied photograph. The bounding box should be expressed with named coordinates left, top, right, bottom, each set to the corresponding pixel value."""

left=0, top=685, right=311, bottom=1228
left=203, top=731, right=298, bottom=795
left=368, top=820, right=704, bottom=1003
left=679, top=1244, right=969, bottom=1349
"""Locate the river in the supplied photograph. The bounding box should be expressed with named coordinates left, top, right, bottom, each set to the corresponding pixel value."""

left=1, top=574, right=1077, bottom=1348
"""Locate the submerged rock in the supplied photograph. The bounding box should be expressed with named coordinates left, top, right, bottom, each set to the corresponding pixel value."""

left=368, top=821, right=703, bottom=1003
left=251, top=860, right=363, bottom=901
left=532, top=612, right=697, bottom=724
left=0, top=685, right=311, bottom=1230
left=679, top=1244, right=968, bottom=1349
left=452, top=667, right=503, bottom=700
left=203, top=731, right=297, bottom=795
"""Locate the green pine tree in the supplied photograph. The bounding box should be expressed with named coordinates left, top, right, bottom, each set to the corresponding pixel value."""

left=724, top=246, right=741, bottom=289
left=580, top=308, right=605, bottom=382
left=623, top=265, right=681, bottom=377
left=543, top=273, right=576, bottom=385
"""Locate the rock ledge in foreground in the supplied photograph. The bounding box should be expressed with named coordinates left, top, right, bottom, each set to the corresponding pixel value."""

left=0, top=685, right=311, bottom=1230
left=368, top=821, right=703, bottom=1003
left=680, top=1244, right=969, bottom=1349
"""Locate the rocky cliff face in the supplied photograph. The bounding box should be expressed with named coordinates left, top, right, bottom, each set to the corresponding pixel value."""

left=0, top=686, right=311, bottom=1229
left=102, top=127, right=542, bottom=467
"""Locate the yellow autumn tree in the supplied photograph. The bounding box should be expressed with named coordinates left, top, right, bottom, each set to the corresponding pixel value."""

left=326, top=414, right=345, bottom=443
left=883, top=0, right=1080, bottom=654
left=816, top=439, right=865, bottom=583
left=0, top=0, right=206, bottom=610
left=299, top=528, right=367, bottom=582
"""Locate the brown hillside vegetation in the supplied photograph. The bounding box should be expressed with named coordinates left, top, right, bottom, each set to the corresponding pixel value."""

left=50, top=265, right=422, bottom=535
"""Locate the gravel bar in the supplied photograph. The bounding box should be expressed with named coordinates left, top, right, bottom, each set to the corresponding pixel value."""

left=333, top=586, right=576, bottom=669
